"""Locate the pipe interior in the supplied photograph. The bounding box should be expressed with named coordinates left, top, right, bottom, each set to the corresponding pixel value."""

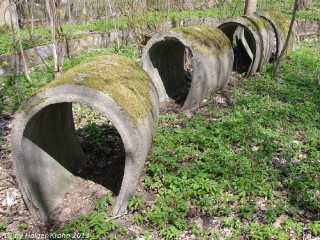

left=149, top=39, right=193, bottom=105
left=74, top=103, right=125, bottom=195
left=22, top=102, right=125, bottom=196
left=219, top=24, right=255, bottom=74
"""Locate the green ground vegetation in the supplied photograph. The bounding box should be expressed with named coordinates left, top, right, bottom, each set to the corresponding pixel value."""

left=2, top=37, right=316, bottom=239
left=0, top=33, right=319, bottom=240
left=55, top=37, right=319, bottom=239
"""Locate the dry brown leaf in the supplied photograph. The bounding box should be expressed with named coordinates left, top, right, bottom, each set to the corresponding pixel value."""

left=273, top=214, right=289, bottom=228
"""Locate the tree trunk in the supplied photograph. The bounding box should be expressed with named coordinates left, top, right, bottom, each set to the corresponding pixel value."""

left=10, top=0, right=31, bottom=83
left=45, top=0, right=60, bottom=78
left=67, top=0, right=73, bottom=58
left=107, top=0, right=120, bottom=51
left=30, top=0, right=34, bottom=33
left=166, top=0, right=170, bottom=20
left=244, top=0, right=257, bottom=14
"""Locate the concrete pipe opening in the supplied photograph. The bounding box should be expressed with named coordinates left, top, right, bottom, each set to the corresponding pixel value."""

left=74, top=103, right=125, bottom=196
left=142, top=25, right=234, bottom=110
left=11, top=55, right=159, bottom=220
left=219, top=24, right=255, bottom=74
left=148, top=39, right=193, bottom=106
left=218, top=15, right=274, bottom=77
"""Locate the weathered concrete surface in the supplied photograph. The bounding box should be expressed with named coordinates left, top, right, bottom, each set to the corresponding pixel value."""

left=257, top=12, right=296, bottom=60
left=218, top=15, right=274, bottom=77
left=142, top=25, right=234, bottom=110
left=11, top=54, right=159, bottom=220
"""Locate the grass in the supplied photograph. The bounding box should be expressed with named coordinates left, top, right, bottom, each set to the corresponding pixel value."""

left=0, top=35, right=319, bottom=239
left=51, top=37, right=319, bottom=239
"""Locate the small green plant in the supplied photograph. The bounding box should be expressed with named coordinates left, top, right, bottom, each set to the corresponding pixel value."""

left=158, top=225, right=181, bottom=239
left=0, top=217, right=9, bottom=230
left=133, top=213, right=144, bottom=225
left=128, top=195, right=143, bottom=211
left=59, top=193, right=117, bottom=239
left=310, top=221, right=320, bottom=236
left=17, top=222, right=28, bottom=230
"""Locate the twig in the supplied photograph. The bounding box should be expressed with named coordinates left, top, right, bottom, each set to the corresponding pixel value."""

left=198, top=99, right=213, bottom=109
left=105, top=212, right=128, bottom=222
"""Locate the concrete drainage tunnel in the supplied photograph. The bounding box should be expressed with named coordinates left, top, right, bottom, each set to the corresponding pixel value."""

left=11, top=55, right=159, bottom=220
left=147, top=39, right=193, bottom=106
left=142, top=25, right=234, bottom=110
left=217, top=13, right=295, bottom=77
left=11, top=12, right=296, bottom=221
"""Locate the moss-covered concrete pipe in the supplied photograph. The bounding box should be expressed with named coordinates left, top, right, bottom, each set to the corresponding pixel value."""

left=257, top=12, right=296, bottom=60
left=11, top=55, right=159, bottom=220
left=218, top=15, right=274, bottom=77
left=141, top=25, right=234, bottom=110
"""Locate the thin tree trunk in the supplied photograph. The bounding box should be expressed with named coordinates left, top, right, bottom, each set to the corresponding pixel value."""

left=166, top=0, right=170, bottom=20
left=104, top=0, right=108, bottom=19
left=67, top=0, right=73, bottom=59
left=45, top=0, right=60, bottom=78
left=272, top=0, right=298, bottom=78
left=30, top=0, right=34, bottom=33
left=107, top=0, right=120, bottom=51
left=9, top=0, right=18, bottom=73
left=10, top=1, right=31, bottom=83
left=244, top=0, right=257, bottom=14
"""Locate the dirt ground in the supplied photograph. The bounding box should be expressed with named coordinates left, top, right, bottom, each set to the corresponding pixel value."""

left=0, top=73, right=241, bottom=239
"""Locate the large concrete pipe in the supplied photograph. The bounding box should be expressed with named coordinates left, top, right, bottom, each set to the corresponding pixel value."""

left=218, top=15, right=274, bottom=77
left=142, top=25, right=234, bottom=110
left=257, top=12, right=296, bottom=60
left=11, top=55, right=159, bottom=220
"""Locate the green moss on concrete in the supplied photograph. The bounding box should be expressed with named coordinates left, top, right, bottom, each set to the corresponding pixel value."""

left=24, top=97, right=48, bottom=117
left=263, top=11, right=294, bottom=41
left=43, top=55, right=152, bottom=124
left=237, top=15, right=272, bottom=32
left=173, top=25, right=231, bottom=56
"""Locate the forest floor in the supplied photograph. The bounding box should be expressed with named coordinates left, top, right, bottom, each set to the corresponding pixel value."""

left=0, top=36, right=320, bottom=239
left=0, top=74, right=249, bottom=240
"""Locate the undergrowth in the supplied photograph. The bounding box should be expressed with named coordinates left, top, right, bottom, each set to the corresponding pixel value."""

left=54, top=38, right=320, bottom=239
left=1, top=37, right=319, bottom=239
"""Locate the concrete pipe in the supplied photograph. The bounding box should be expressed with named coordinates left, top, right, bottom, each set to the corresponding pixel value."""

left=142, top=25, right=234, bottom=110
left=218, top=15, right=274, bottom=77
left=11, top=55, right=159, bottom=220
left=257, top=12, right=296, bottom=61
